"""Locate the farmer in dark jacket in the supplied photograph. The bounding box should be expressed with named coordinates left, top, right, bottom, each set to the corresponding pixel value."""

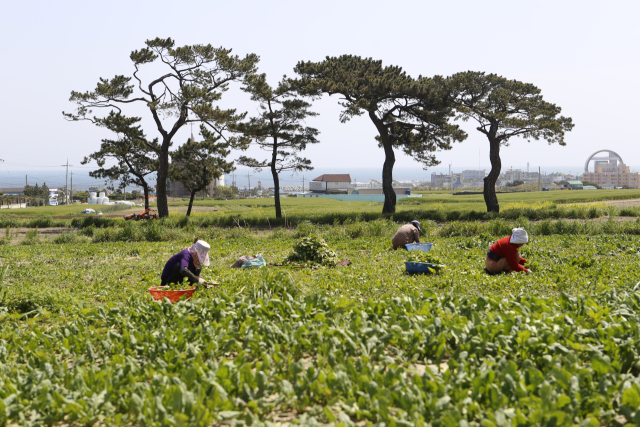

left=160, top=239, right=212, bottom=286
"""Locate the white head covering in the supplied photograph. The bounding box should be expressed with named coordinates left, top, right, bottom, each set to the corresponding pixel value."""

left=510, top=228, right=528, bottom=244
left=188, top=240, right=211, bottom=267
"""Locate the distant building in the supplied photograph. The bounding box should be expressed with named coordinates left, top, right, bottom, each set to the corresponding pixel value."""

left=168, top=175, right=225, bottom=197
left=461, top=170, right=487, bottom=181
left=581, top=150, right=640, bottom=189
left=167, top=132, right=226, bottom=197
left=562, top=181, right=584, bottom=190
left=0, top=188, right=24, bottom=195
left=309, top=174, right=352, bottom=193
left=430, top=173, right=463, bottom=188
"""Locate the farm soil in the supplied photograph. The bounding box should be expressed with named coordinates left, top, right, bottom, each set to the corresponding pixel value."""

left=105, top=205, right=220, bottom=217
left=575, top=198, right=640, bottom=207
left=9, top=227, right=68, bottom=244
left=5, top=205, right=220, bottom=219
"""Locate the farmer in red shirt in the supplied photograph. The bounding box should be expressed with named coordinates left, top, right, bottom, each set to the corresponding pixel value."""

left=484, top=228, right=531, bottom=275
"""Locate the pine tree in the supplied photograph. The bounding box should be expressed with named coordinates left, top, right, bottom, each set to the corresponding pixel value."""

left=234, top=73, right=319, bottom=218
left=293, top=55, right=466, bottom=213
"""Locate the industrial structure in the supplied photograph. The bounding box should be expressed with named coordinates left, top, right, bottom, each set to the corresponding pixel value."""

left=581, top=150, right=640, bottom=189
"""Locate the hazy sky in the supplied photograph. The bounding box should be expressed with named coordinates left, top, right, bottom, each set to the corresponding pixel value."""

left=1, top=0, right=638, bottom=187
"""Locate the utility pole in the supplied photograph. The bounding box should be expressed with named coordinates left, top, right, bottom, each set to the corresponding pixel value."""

left=70, top=172, right=73, bottom=204
left=61, top=159, right=73, bottom=205
left=302, top=176, right=305, bottom=192
left=538, top=166, right=541, bottom=191
left=247, top=172, right=251, bottom=195
left=449, top=163, right=453, bottom=195
left=26, top=175, right=28, bottom=187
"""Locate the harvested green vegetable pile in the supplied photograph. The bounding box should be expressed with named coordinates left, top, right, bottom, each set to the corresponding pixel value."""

left=406, top=251, right=444, bottom=265
left=156, top=282, right=195, bottom=291
left=2, top=281, right=640, bottom=426
left=285, top=236, right=339, bottom=266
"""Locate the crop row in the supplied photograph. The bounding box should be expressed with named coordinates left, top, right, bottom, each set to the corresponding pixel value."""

left=2, top=233, right=639, bottom=314
left=3, top=278, right=640, bottom=426
left=3, top=217, right=640, bottom=248
left=3, top=204, right=640, bottom=230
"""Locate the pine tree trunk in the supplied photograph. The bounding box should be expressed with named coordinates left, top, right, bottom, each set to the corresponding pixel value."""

left=271, top=164, right=282, bottom=219
left=156, top=149, right=170, bottom=218
left=142, top=184, right=150, bottom=210
left=484, top=137, right=501, bottom=213
left=381, top=142, right=396, bottom=214
left=186, top=191, right=195, bottom=216
left=369, top=112, right=396, bottom=214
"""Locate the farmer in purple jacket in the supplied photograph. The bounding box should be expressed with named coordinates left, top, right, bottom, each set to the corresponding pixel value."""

left=160, top=239, right=214, bottom=287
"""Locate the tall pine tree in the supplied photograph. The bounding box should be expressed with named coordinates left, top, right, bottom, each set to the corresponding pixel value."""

left=294, top=55, right=466, bottom=213
left=234, top=74, right=319, bottom=218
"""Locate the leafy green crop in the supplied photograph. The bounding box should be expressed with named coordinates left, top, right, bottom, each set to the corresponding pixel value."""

left=157, top=282, right=195, bottom=291
left=406, top=251, right=444, bottom=265
left=3, top=283, right=640, bottom=426
left=285, top=236, right=339, bottom=266
left=1, top=226, right=640, bottom=425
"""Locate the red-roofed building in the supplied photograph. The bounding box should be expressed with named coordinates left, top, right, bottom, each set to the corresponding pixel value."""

left=309, top=174, right=352, bottom=193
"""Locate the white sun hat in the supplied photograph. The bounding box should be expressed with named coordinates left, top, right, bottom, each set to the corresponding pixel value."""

left=192, top=240, right=211, bottom=266
left=510, top=228, right=529, bottom=244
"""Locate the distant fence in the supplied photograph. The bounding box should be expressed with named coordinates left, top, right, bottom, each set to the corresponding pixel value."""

left=0, top=202, right=27, bottom=209
left=0, top=196, right=28, bottom=208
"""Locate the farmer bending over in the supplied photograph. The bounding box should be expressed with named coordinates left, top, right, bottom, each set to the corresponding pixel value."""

left=160, top=238, right=214, bottom=287
left=392, top=220, right=421, bottom=250
left=485, top=228, right=531, bottom=275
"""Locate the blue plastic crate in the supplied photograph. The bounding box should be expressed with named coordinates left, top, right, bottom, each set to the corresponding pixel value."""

left=406, top=243, right=433, bottom=252
left=405, top=261, right=437, bottom=274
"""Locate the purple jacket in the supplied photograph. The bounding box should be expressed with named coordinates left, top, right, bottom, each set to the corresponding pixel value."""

left=161, top=249, right=198, bottom=280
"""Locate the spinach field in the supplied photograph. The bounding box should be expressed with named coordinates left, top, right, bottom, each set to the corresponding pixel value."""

left=2, top=223, right=640, bottom=426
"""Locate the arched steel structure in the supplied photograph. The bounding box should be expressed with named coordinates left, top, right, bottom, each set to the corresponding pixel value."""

left=584, top=150, right=624, bottom=173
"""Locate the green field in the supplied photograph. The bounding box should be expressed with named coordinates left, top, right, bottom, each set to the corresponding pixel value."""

left=3, top=189, right=640, bottom=220
left=2, top=191, right=640, bottom=425
left=2, top=214, right=640, bottom=425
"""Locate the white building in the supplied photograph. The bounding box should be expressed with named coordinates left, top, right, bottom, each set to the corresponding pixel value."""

left=462, top=170, right=487, bottom=181
left=309, top=174, right=352, bottom=192
left=431, top=173, right=463, bottom=188
left=502, top=169, right=541, bottom=182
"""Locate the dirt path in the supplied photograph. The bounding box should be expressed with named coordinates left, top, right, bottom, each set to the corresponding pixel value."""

left=5, top=205, right=220, bottom=219
left=573, top=198, right=640, bottom=207
left=4, top=227, right=69, bottom=244
left=104, top=206, right=219, bottom=217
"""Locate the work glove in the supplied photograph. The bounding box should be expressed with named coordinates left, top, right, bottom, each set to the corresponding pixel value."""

left=198, top=277, right=205, bottom=285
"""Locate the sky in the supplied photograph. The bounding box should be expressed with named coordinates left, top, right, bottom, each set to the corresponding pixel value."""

left=0, top=0, right=638, bottom=189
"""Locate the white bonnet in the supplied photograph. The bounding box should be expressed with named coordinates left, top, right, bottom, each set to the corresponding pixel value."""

left=511, top=228, right=528, bottom=244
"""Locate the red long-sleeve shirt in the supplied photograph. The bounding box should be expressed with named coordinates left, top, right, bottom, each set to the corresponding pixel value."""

left=489, top=236, right=527, bottom=272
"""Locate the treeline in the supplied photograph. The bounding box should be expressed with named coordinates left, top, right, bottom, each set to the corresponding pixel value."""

left=65, top=38, right=573, bottom=219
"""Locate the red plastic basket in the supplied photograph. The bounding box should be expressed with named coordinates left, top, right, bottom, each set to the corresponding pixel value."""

left=148, top=286, right=195, bottom=303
